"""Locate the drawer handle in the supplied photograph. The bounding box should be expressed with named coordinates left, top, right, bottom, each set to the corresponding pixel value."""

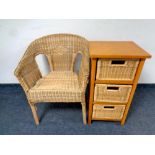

left=104, top=106, right=115, bottom=109
left=111, top=60, right=125, bottom=65
left=107, top=86, right=119, bottom=90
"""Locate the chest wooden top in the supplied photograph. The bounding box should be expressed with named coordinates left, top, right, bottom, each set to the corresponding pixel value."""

left=89, top=41, right=151, bottom=59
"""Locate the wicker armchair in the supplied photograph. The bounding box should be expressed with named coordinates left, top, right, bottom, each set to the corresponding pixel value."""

left=14, top=34, right=89, bottom=125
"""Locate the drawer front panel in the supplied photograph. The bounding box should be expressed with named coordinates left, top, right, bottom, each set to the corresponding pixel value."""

left=92, top=104, right=125, bottom=120
left=94, top=84, right=132, bottom=103
left=96, top=59, right=139, bottom=81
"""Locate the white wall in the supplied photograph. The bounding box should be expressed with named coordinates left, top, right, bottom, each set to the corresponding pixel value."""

left=0, top=19, right=154, bottom=83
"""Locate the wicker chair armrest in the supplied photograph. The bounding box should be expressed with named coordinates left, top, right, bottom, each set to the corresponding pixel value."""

left=78, top=73, right=89, bottom=93
left=14, top=56, right=42, bottom=94
left=78, top=59, right=89, bottom=92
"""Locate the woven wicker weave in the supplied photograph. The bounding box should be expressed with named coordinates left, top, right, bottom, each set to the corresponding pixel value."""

left=14, top=34, right=89, bottom=125
left=92, top=104, right=125, bottom=120
left=96, top=59, right=139, bottom=81
left=94, top=84, right=132, bottom=103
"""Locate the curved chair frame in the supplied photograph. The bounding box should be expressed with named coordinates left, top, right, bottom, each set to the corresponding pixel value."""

left=14, top=34, right=89, bottom=125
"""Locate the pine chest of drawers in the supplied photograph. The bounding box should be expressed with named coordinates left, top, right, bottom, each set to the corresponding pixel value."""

left=88, top=41, right=151, bottom=125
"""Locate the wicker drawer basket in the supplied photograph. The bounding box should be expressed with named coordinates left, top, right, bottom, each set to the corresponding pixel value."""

left=96, top=59, right=139, bottom=81
left=92, top=104, right=125, bottom=120
left=94, top=84, right=132, bottom=103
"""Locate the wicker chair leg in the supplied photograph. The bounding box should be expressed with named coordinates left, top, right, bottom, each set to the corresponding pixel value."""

left=81, top=102, right=87, bottom=125
left=29, top=103, right=39, bottom=125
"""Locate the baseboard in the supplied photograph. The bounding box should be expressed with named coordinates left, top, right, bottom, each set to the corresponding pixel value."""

left=0, top=83, right=155, bottom=85
left=0, top=83, right=155, bottom=87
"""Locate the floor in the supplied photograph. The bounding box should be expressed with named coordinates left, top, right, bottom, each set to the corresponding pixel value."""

left=0, top=84, right=155, bottom=135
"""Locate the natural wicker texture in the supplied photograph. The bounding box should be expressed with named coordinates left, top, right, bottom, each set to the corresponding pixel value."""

left=92, top=104, right=125, bottom=120
left=94, top=84, right=132, bottom=103
left=14, top=34, right=89, bottom=125
left=28, top=71, right=81, bottom=102
left=96, top=59, right=139, bottom=81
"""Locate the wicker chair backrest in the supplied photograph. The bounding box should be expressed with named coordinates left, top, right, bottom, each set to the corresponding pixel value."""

left=23, top=34, right=89, bottom=71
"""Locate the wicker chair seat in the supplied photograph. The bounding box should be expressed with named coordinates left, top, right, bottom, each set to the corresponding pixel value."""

left=28, top=71, right=82, bottom=102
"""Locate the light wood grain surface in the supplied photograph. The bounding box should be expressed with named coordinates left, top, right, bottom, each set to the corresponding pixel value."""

left=89, top=41, right=151, bottom=58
